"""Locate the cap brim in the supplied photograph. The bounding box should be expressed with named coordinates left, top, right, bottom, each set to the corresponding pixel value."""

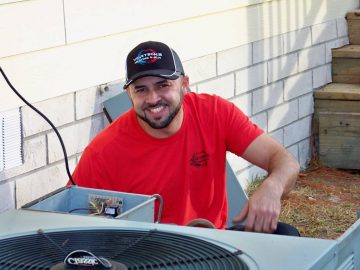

left=123, top=69, right=182, bottom=89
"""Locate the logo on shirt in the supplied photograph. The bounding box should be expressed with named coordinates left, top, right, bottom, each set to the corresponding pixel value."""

left=190, top=151, right=209, bottom=167
left=133, top=48, right=162, bottom=65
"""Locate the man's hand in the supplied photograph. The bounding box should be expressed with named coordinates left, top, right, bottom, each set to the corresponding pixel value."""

left=232, top=179, right=282, bottom=233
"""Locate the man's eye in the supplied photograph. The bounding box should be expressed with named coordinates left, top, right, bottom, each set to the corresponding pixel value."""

left=135, top=88, right=145, bottom=93
left=159, top=83, right=169, bottom=88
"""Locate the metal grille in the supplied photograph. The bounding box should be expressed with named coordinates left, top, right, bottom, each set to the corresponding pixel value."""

left=336, top=253, right=355, bottom=270
left=0, top=229, right=249, bottom=270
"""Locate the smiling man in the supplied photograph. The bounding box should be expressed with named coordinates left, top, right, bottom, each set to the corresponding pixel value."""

left=71, top=41, right=300, bottom=235
left=128, top=76, right=186, bottom=137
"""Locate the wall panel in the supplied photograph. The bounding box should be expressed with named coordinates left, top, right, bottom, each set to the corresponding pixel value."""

left=0, top=0, right=65, bottom=58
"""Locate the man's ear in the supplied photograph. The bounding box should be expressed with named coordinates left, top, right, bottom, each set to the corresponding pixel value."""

left=124, top=88, right=134, bottom=103
left=181, top=75, right=190, bottom=94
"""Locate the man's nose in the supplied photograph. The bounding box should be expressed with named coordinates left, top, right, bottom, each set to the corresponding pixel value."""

left=146, top=89, right=160, bottom=104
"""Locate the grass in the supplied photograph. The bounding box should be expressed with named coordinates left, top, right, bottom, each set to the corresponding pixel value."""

left=245, top=173, right=359, bottom=239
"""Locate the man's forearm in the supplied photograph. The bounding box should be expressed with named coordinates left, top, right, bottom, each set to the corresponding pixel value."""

left=265, top=147, right=300, bottom=197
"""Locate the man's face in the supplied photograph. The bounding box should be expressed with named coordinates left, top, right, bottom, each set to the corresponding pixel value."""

left=127, top=76, right=188, bottom=129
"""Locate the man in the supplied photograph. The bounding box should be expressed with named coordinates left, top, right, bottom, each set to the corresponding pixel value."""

left=72, top=41, right=300, bottom=235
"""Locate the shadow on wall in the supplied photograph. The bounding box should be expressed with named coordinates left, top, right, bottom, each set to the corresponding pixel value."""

left=234, top=0, right=347, bottom=183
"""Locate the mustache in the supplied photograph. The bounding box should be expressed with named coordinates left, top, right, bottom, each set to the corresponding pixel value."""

left=142, top=100, right=168, bottom=110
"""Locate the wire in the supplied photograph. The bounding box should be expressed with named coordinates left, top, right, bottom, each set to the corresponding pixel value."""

left=89, top=200, right=104, bottom=215
left=0, top=66, right=76, bottom=185
left=68, top=208, right=96, bottom=213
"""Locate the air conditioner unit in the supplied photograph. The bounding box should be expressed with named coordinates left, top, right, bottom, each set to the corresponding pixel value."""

left=21, top=185, right=160, bottom=223
left=1, top=206, right=359, bottom=270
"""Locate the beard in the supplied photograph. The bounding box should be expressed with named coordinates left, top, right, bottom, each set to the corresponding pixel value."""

left=136, top=91, right=184, bottom=129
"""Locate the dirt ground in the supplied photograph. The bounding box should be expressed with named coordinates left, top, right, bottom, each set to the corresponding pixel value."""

left=279, top=162, right=360, bottom=239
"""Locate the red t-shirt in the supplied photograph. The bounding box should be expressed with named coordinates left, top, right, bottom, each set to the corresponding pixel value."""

left=72, top=92, right=263, bottom=228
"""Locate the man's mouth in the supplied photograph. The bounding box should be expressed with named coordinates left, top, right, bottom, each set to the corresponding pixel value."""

left=148, top=105, right=165, bottom=114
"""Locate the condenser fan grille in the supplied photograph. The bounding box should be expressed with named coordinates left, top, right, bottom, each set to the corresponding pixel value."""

left=0, top=229, right=249, bottom=270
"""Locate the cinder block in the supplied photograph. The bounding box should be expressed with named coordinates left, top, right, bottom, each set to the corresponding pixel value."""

left=286, top=144, right=299, bottom=161
left=0, top=0, right=65, bottom=58
left=284, top=71, right=312, bottom=100
left=313, top=64, right=332, bottom=88
left=0, top=181, right=15, bottom=212
left=312, top=20, right=338, bottom=45
left=326, top=40, right=342, bottom=63
left=283, top=27, right=312, bottom=54
left=253, top=35, right=283, bottom=64
left=299, top=93, right=314, bottom=118
left=268, top=53, right=298, bottom=83
left=298, top=44, right=326, bottom=72
left=191, top=85, right=199, bottom=93
left=252, top=82, right=283, bottom=114
left=183, top=54, right=216, bottom=84
left=217, top=44, right=252, bottom=75
left=76, top=86, right=102, bottom=120
left=198, top=74, right=234, bottom=99
left=22, top=93, right=75, bottom=137
left=250, top=112, right=267, bottom=132
left=336, top=18, right=349, bottom=38
left=268, top=100, right=298, bottom=132
left=226, top=152, right=251, bottom=172
left=76, top=84, right=124, bottom=120
left=269, top=129, right=284, bottom=145
left=338, top=37, right=350, bottom=47
left=235, top=63, right=267, bottom=95
left=299, top=139, right=311, bottom=169
left=15, top=159, right=76, bottom=207
left=0, top=136, right=46, bottom=182
left=47, top=116, right=104, bottom=163
left=103, top=113, right=111, bottom=126
left=325, top=38, right=350, bottom=63
left=284, top=116, right=312, bottom=147
left=230, top=93, right=252, bottom=116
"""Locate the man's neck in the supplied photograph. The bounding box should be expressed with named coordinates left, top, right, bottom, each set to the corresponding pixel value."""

left=138, top=106, right=184, bottom=139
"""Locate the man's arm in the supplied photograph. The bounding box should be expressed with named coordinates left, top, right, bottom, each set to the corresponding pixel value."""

left=232, top=133, right=300, bottom=233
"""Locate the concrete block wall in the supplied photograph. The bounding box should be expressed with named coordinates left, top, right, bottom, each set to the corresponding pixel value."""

left=0, top=17, right=350, bottom=210
left=0, top=83, right=122, bottom=211
left=195, top=18, right=348, bottom=188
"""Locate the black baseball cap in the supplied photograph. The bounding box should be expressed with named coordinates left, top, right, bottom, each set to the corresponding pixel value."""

left=123, top=41, right=185, bottom=89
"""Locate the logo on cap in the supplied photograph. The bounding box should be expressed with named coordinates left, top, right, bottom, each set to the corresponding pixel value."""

left=133, top=48, right=162, bottom=65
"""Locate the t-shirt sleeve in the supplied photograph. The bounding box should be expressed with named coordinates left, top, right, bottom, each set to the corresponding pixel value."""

left=69, top=146, right=110, bottom=188
left=221, top=98, right=264, bottom=156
